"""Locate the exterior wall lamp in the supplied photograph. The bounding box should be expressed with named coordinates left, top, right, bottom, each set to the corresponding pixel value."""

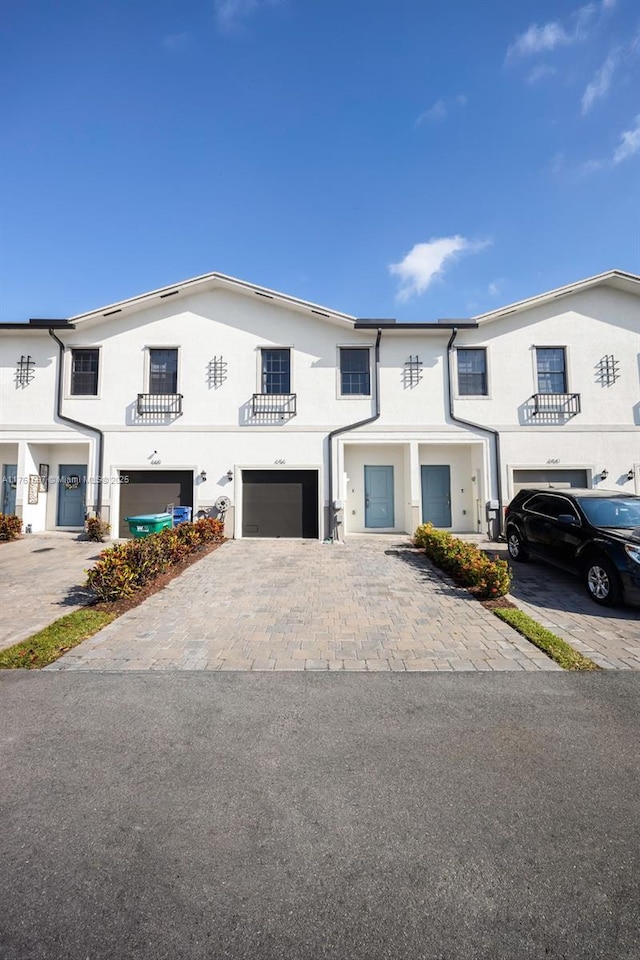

left=627, top=469, right=635, bottom=481
left=599, top=469, right=608, bottom=481
left=226, top=470, right=233, bottom=481
left=200, top=470, right=207, bottom=482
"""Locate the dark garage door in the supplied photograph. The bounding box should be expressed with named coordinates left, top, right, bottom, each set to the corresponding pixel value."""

left=512, top=468, right=589, bottom=495
left=242, top=470, right=319, bottom=538
left=118, top=470, right=193, bottom=538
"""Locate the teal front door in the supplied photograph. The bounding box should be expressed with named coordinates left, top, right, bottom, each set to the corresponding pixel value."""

left=364, top=465, right=394, bottom=528
left=2, top=464, right=17, bottom=515
left=57, top=465, right=87, bottom=526
left=421, top=465, right=451, bottom=527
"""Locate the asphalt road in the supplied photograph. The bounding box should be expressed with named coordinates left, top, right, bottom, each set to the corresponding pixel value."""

left=1, top=672, right=639, bottom=960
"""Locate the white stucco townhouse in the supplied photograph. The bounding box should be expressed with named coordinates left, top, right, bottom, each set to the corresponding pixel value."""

left=0, top=269, right=638, bottom=539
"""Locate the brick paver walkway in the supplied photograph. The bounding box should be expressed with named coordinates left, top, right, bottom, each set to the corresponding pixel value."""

left=48, top=537, right=559, bottom=672
left=465, top=537, right=640, bottom=670
left=0, top=534, right=102, bottom=651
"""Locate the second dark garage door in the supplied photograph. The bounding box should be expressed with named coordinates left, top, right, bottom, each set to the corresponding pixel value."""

left=118, top=470, right=194, bottom=538
left=242, top=470, right=319, bottom=538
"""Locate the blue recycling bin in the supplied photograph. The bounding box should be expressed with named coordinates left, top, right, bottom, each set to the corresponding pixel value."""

left=172, top=506, right=192, bottom=525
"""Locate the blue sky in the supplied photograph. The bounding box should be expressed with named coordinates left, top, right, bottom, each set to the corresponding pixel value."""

left=1, top=0, right=639, bottom=322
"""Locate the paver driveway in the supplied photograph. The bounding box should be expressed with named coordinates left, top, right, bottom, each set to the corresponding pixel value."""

left=48, top=537, right=558, bottom=672
left=504, top=550, right=640, bottom=669
left=0, top=534, right=101, bottom=651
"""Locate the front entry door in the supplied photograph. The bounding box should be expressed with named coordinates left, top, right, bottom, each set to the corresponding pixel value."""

left=57, top=465, right=87, bottom=526
left=2, top=464, right=17, bottom=515
left=421, top=465, right=451, bottom=527
left=364, top=466, right=394, bottom=528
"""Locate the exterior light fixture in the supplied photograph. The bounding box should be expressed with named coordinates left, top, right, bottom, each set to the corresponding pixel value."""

left=226, top=469, right=233, bottom=481
left=627, top=469, right=635, bottom=481
left=599, top=469, right=608, bottom=481
left=200, top=470, right=207, bottom=482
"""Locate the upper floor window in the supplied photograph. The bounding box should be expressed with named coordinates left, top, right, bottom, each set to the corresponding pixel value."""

left=457, top=348, right=487, bottom=396
left=340, top=348, right=370, bottom=395
left=149, top=349, right=178, bottom=394
left=71, top=348, right=99, bottom=395
left=536, top=348, right=566, bottom=394
left=261, top=348, right=290, bottom=394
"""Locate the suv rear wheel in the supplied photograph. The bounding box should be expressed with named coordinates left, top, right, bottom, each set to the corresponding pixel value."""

left=507, top=526, right=529, bottom=562
left=584, top=556, right=621, bottom=606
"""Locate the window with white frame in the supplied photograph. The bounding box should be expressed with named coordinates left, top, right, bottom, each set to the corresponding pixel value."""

left=70, top=349, right=99, bottom=395
left=536, top=347, right=567, bottom=394
left=457, top=348, right=487, bottom=396
left=340, top=348, right=370, bottom=395
left=261, top=348, right=291, bottom=394
left=149, top=349, right=178, bottom=394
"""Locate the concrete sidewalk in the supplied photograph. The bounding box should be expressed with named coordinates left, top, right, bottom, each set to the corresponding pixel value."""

left=48, top=537, right=558, bottom=672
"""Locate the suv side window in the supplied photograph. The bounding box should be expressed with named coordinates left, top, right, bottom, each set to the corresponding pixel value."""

left=524, top=494, right=579, bottom=521
left=523, top=494, right=557, bottom=518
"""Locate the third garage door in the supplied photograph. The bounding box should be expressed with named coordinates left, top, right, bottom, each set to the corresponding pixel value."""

left=242, top=470, right=319, bottom=538
left=512, top=468, right=589, bottom=495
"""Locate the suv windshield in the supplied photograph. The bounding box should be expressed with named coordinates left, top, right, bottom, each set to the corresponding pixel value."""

left=576, top=497, right=640, bottom=529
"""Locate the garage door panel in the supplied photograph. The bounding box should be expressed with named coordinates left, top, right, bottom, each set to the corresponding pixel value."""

left=118, top=471, right=193, bottom=537
left=512, top=469, right=589, bottom=495
left=242, top=470, right=318, bottom=539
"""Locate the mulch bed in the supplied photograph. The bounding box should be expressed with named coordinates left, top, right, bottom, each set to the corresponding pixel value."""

left=91, top=540, right=225, bottom=618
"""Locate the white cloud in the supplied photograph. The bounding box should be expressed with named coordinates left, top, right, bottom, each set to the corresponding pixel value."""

left=507, top=1, right=612, bottom=61
left=612, top=114, right=640, bottom=164
left=416, top=100, right=447, bottom=124
left=389, top=236, right=491, bottom=302
left=507, top=21, right=572, bottom=59
left=415, top=95, right=467, bottom=127
left=214, top=0, right=280, bottom=31
left=488, top=280, right=504, bottom=297
left=581, top=115, right=640, bottom=172
left=526, top=64, right=558, bottom=84
left=581, top=52, right=618, bottom=113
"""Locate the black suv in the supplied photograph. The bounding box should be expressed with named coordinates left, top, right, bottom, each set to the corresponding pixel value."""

left=504, top=488, right=640, bottom=607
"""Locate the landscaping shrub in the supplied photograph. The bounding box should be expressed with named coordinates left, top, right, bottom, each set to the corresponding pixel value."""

left=85, top=517, right=225, bottom=602
left=0, top=513, right=22, bottom=541
left=413, top=523, right=512, bottom=599
left=85, top=515, right=111, bottom=542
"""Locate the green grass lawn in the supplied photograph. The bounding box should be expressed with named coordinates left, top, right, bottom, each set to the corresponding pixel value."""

left=0, top=608, right=116, bottom=669
left=494, top=607, right=599, bottom=671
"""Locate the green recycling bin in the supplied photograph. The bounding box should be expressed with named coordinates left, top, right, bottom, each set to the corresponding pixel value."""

left=124, top=513, right=173, bottom=539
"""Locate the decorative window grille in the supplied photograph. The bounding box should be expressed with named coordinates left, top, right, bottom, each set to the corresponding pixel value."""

left=596, top=355, right=619, bottom=386
left=16, top=355, right=35, bottom=387
left=403, top=355, right=423, bottom=387
left=207, top=356, right=228, bottom=387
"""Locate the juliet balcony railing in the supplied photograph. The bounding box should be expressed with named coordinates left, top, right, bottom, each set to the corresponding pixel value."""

left=252, top=392, right=297, bottom=418
left=531, top=392, right=581, bottom=418
left=137, top=393, right=183, bottom=416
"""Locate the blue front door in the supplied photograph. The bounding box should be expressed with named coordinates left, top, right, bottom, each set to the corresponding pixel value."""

left=421, top=465, right=451, bottom=527
left=57, top=464, right=87, bottom=526
left=2, top=464, right=17, bottom=515
left=364, top=465, right=394, bottom=528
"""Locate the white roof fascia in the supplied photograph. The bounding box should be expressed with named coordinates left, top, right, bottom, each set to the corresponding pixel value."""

left=472, top=269, right=640, bottom=325
left=70, top=271, right=357, bottom=329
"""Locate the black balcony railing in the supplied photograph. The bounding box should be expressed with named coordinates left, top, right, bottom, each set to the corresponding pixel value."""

left=137, top=393, right=183, bottom=416
left=531, top=392, right=581, bottom=418
left=252, top=392, right=297, bottom=418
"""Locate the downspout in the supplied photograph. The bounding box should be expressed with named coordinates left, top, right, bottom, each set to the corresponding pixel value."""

left=49, top=329, right=105, bottom=516
left=326, top=328, right=382, bottom=540
left=446, top=328, right=503, bottom=539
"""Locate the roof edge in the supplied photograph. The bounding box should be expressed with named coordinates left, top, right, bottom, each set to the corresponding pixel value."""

left=70, top=271, right=356, bottom=326
left=472, top=269, right=640, bottom=323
